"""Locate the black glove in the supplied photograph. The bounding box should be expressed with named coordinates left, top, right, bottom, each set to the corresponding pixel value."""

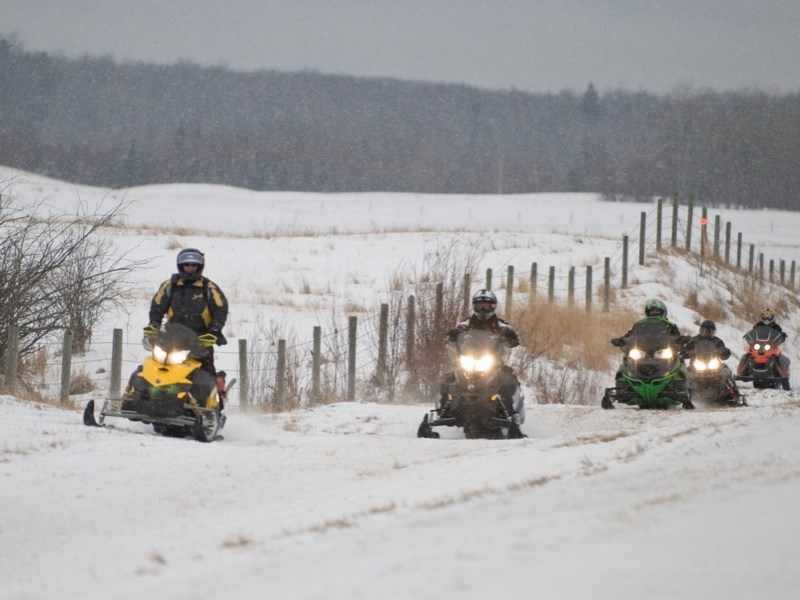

left=211, top=329, right=227, bottom=346
left=610, top=337, right=624, bottom=347
left=446, top=328, right=461, bottom=342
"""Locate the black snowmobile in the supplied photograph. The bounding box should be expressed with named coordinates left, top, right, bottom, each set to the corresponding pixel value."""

left=417, top=330, right=525, bottom=439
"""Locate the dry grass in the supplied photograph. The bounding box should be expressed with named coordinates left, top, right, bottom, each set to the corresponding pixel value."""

left=513, top=296, right=638, bottom=372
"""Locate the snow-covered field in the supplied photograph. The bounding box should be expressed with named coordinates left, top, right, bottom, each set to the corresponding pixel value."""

left=2, top=166, right=800, bottom=599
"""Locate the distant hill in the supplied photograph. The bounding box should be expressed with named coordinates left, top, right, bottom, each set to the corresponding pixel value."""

left=1, top=37, right=798, bottom=208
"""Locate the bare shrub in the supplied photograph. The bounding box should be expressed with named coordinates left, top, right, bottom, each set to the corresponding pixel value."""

left=69, top=369, right=96, bottom=395
left=0, top=181, right=145, bottom=372
left=245, top=317, right=305, bottom=410
left=402, top=237, right=486, bottom=401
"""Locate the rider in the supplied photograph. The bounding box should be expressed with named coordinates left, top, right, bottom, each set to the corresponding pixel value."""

left=612, top=298, right=686, bottom=346
left=145, top=248, right=230, bottom=401
left=681, top=320, right=743, bottom=402
left=681, top=320, right=732, bottom=362
left=437, top=289, right=522, bottom=416
left=737, top=307, right=791, bottom=389
left=610, top=298, right=688, bottom=377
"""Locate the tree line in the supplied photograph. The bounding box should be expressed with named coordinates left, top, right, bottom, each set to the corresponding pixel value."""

left=1, top=37, right=798, bottom=209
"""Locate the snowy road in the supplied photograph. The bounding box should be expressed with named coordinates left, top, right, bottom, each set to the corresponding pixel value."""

left=3, top=391, right=800, bottom=599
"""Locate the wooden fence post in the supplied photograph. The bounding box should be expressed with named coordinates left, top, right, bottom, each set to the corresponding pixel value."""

left=347, top=316, right=357, bottom=401
left=700, top=206, right=708, bottom=257
left=406, top=295, right=415, bottom=369
left=435, top=282, right=444, bottom=325
left=462, top=274, right=471, bottom=316
left=769, top=259, right=775, bottom=283
left=548, top=266, right=555, bottom=302
left=376, top=303, right=388, bottom=386
left=639, top=211, right=646, bottom=265
left=312, top=326, right=321, bottom=403
left=780, top=260, right=786, bottom=286
left=485, top=268, right=493, bottom=290
left=568, top=267, right=575, bottom=306
left=275, top=339, right=286, bottom=410
left=791, top=261, right=796, bottom=289
left=749, top=244, right=755, bottom=272
left=238, top=338, right=249, bottom=408
left=622, top=235, right=629, bottom=288
left=585, top=265, right=593, bottom=312
left=656, top=198, right=663, bottom=251
left=724, top=221, right=731, bottom=264
left=603, top=257, right=610, bottom=313
left=60, top=329, right=73, bottom=404
left=505, top=266, right=514, bottom=319
left=3, top=323, right=19, bottom=395
left=110, top=328, right=123, bottom=400
left=713, top=214, right=721, bottom=260
left=671, top=193, right=679, bottom=247
left=758, top=253, right=764, bottom=279
left=685, top=199, right=694, bottom=252
left=736, top=233, right=743, bottom=269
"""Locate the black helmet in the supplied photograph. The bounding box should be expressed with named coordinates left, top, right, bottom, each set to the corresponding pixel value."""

left=177, top=248, right=205, bottom=280
left=644, top=298, right=667, bottom=318
left=699, top=320, right=716, bottom=337
left=472, top=289, right=497, bottom=321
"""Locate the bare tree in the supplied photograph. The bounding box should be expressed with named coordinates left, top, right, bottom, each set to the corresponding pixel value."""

left=0, top=180, right=144, bottom=379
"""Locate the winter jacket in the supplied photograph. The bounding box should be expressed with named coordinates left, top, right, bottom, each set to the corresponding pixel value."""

left=149, top=274, right=228, bottom=335
left=448, top=314, right=519, bottom=348
left=680, top=335, right=732, bottom=361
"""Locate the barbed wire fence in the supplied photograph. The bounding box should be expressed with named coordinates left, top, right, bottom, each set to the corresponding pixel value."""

left=3, top=195, right=797, bottom=410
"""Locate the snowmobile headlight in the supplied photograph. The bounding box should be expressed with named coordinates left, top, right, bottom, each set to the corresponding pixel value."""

left=707, top=357, right=721, bottom=370
left=754, top=343, right=762, bottom=351
left=628, top=348, right=645, bottom=360
left=152, top=345, right=190, bottom=365
left=654, top=347, right=674, bottom=360
left=764, top=344, right=772, bottom=351
left=459, top=354, right=494, bottom=373
left=693, top=358, right=709, bottom=371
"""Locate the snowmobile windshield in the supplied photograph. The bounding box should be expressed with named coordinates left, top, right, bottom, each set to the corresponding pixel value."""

left=691, top=338, right=721, bottom=357
left=152, top=323, right=208, bottom=360
left=447, top=330, right=508, bottom=371
left=623, top=319, right=678, bottom=355
left=744, top=324, right=784, bottom=347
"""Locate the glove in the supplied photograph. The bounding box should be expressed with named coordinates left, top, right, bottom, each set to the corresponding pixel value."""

left=198, top=332, right=218, bottom=348
left=143, top=324, right=158, bottom=339
left=210, top=329, right=227, bottom=346
left=446, top=328, right=461, bottom=342
left=610, top=337, right=624, bottom=347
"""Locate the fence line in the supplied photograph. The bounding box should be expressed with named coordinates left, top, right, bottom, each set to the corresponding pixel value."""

left=3, top=196, right=796, bottom=408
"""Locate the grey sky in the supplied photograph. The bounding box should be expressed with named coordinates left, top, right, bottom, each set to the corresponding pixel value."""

left=1, top=0, right=799, bottom=94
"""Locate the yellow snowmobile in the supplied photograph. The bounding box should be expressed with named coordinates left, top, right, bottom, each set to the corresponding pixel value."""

left=83, top=323, right=226, bottom=442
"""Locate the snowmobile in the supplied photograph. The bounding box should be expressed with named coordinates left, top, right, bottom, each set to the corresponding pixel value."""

left=417, top=330, right=525, bottom=439
left=83, top=323, right=230, bottom=442
left=735, top=325, right=790, bottom=390
left=602, top=319, right=693, bottom=409
left=684, top=338, right=747, bottom=407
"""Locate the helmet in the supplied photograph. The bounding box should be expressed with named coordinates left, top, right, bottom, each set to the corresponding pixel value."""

left=699, top=320, right=716, bottom=338
left=177, top=248, right=205, bottom=280
left=644, top=298, right=667, bottom=318
left=761, top=308, right=775, bottom=324
left=472, top=289, right=497, bottom=321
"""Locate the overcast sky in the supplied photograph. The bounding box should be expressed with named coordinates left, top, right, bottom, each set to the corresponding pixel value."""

left=1, top=0, right=799, bottom=94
